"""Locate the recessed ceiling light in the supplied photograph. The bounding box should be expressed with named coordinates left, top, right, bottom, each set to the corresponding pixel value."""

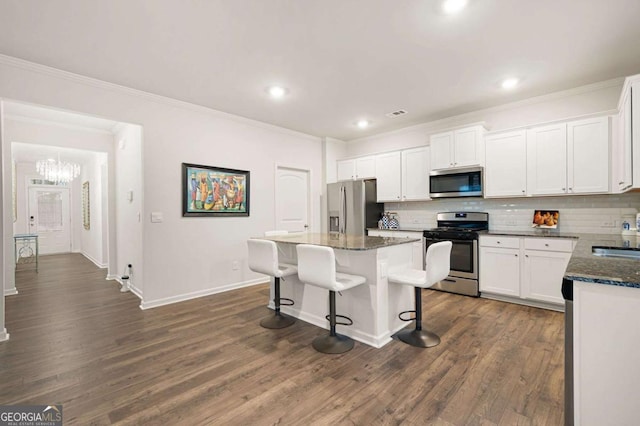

left=501, top=78, right=519, bottom=90
left=267, top=86, right=287, bottom=99
left=357, top=120, right=370, bottom=129
left=442, top=0, right=468, bottom=14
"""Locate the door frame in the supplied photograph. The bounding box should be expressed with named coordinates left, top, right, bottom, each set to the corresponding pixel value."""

left=274, top=164, right=312, bottom=232
left=26, top=181, right=72, bottom=254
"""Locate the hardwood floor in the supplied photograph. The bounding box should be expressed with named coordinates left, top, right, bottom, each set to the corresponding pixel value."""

left=1, top=254, right=565, bottom=425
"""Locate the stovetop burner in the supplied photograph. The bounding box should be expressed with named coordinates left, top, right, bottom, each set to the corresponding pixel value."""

left=423, top=212, right=489, bottom=240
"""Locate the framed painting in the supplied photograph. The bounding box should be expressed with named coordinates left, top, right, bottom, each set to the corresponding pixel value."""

left=82, top=181, right=90, bottom=230
left=182, top=163, right=250, bottom=217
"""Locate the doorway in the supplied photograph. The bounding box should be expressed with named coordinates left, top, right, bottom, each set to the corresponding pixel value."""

left=27, top=185, right=71, bottom=255
left=275, top=165, right=311, bottom=232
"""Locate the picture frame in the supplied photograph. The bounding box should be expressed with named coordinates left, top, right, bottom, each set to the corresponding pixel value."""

left=532, top=210, right=559, bottom=229
left=182, top=163, right=250, bottom=217
left=82, top=181, right=90, bottom=230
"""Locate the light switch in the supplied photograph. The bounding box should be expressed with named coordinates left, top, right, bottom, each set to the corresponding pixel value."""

left=127, top=190, right=134, bottom=202
left=151, top=212, right=163, bottom=223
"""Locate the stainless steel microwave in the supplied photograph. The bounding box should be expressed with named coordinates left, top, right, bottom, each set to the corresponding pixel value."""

left=429, top=166, right=483, bottom=198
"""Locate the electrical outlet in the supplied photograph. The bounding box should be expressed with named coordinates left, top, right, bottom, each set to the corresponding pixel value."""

left=232, top=261, right=240, bottom=271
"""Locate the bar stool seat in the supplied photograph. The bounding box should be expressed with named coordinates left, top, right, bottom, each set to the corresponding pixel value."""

left=248, top=238, right=297, bottom=329
left=296, top=244, right=366, bottom=354
left=388, top=241, right=452, bottom=348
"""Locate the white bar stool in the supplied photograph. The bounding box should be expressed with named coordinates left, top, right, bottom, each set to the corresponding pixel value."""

left=247, top=238, right=297, bottom=329
left=388, top=241, right=452, bottom=348
left=296, top=244, right=366, bottom=354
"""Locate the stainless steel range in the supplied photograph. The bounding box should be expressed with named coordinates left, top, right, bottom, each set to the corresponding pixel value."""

left=423, top=212, right=489, bottom=297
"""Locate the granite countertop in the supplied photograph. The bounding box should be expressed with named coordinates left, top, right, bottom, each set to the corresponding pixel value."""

left=564, top=233, right=640, bottom=288
left=483, top=229, right=580, bottom=239
left=367, top=227, right=426, bottom=233
left=260, top=232, right=420, bottom=251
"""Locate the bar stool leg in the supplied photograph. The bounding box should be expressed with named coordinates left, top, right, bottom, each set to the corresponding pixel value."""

left=260, top=277, right=295, bottom=329
left=396, top=287, right=441, bottom=348
left=312, top=291, right=354, bottom=354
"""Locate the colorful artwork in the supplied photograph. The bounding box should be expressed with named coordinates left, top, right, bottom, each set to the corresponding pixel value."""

left=182, top=163, right=250, bottom=217
left=532, top=210, right=559, bottom=229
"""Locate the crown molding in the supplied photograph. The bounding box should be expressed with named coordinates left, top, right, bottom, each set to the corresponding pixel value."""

left=347, top=77, right=625, bottom=143
left=0, top=54, right=320, bottom=142
left=4, top=114, right=115, bottom=136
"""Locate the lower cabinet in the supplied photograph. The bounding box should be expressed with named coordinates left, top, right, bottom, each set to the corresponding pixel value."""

left=479, top=235, right=575, bottom=309
left=367, top=229, right=423, bottom=270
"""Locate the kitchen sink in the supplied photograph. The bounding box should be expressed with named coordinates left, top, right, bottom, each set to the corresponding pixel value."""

left=592, top=247, right=640, bottom=259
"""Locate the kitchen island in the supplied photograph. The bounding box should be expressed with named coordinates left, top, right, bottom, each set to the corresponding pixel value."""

left=562, top=233, right=640, bottom=426
left=260, top=233, right=421, bottom=348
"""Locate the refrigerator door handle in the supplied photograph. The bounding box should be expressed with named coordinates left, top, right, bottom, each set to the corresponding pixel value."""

left=340, top=185, right=347, bottom=234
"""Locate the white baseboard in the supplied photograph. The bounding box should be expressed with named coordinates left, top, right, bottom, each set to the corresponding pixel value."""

left=139, top=278, right=266, bottom=310
left=128, top=284, right=143, bottom=300
left=481, top=292, right=564, bottom=312
left=82, top=252, right=108, bottom=269
left=106, top=274, right=118, bottom=281
left=0, top=329, right=9, bottom=342
left=4, top=288, right=18, bottom=296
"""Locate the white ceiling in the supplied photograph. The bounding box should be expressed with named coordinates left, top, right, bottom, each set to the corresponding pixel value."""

left=1, top=0, right=639, bottom=141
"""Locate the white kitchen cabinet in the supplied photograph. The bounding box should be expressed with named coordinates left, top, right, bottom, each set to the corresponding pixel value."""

left=336, top=155, right=376, bottom=181
left=430, top=125, right=485, bottom=170
left=375, top=147, right=431, bottom=202
left=567, top=116, right=610, bottom=194
left=375, top=151, right=402, bottom=201
left=367, top=229, right=424, bottom=270
left=479, top=243, right=521, bottom=297
left=526, top=123, right=568, bottom=195
left=479, top=235, right=575, bottom=309
left=484, top=130, right=527, bottom=197
left=521, top=237, right=573, bottom=305
left=401, top=146, right=430, bottom=201
left=613, top=86, right=632, bottom=192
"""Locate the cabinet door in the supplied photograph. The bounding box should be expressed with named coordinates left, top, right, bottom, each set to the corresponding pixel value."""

left=621, top=88, right=633, bottom=190
left=522, top=250, right=570, bottom=305
left=479, top=247, right=521, bottom=297
left=454, top=127, right=483, bottom=168
left=527, top=123, right=567, bottom=195
left=337, top=159, right=355, bottom=181
left=485, top=130, right=527, bottom=197
left=430, top=132, right=453, bottom=170
left=401, top=147, right=430, bottom=201
left=355, top=156, right=376, bottom=179
left=375, top=151, right=402, bottom=202
left=567, top=117, right=609, bottom=194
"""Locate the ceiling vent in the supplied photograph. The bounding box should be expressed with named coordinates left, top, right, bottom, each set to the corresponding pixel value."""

left=385, top=109, right=408, bottom=118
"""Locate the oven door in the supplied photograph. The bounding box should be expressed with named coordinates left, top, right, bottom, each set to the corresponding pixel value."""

left=425, top=238, right=477, bottom=280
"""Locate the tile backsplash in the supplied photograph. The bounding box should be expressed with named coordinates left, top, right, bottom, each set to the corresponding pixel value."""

left=384, top=193, right=640, bottom=234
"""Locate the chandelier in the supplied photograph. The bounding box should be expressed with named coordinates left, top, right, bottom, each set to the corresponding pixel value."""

left=36, top=155, right=81, bottom=184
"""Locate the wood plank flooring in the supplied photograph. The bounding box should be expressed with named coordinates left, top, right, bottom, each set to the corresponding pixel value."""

left=0, top=254, right=565, bottom=425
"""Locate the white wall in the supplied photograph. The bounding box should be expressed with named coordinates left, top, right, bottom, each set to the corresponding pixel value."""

left=321, top=137, right=347, bottom=233
left=344, top=79, right=623, bottom=158
left=0, top=101, right=7, bottom=341
left=113, top=124, right=143, bottom=295
left=80, top=152, right=108, bottom=267
left=0, top=55, right=323, bottom=318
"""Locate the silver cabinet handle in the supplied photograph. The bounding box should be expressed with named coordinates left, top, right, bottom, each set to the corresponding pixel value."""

left=568, top=187, right=573, bottom=192
left=497, top=241, right=501, bottom=244
left=619, top=181, right=624, bottom=185
left=525, top=254, right=529, bottom=258
left=515, top=254, right=518, bottom=257
left=562, top=188, right=566, bottom=191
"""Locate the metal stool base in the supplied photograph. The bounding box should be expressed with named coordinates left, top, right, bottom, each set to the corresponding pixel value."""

left=312, top=334, right=354, bottom=354
left=396, top=328, right=440, bottom=348
left=260, top=313, right=295, bottom=329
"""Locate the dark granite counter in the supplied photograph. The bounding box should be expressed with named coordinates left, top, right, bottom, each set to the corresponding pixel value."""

left=483, top=229, right=580, bottom=239
left=564, top=233, right=640, bottom=288
left=261, top=232, right=419, bottom=251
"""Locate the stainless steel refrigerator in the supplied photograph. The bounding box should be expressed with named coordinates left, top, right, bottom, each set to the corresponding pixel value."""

left=328, top=179, right=384, bottom=236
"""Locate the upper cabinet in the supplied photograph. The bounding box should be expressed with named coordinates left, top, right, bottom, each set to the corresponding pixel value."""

left=526, top=118, right=609, bottom=196
left=484, top=130, right=527, bottom=198
left=430, top=125, right=485, bottom=170
left=375, top=147, right=431, bottom=202
left=336, top=155, right=376, bottom=181
left=614, top=86, right=633, bottom=192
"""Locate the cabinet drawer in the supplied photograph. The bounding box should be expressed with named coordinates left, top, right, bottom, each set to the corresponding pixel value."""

left=479, top=236, right=520, bottom=249
left=524, top=238, right=574, bottom=252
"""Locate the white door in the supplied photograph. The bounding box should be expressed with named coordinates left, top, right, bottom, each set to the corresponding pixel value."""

left=375, top=151, right=401, bottom=202
left=429, top=131, right=453, bottom=170
left=567, top=116, right=610, bottom=194
left=275, top=166, right=310, bottom=233
left=453, top=127, right=482, bottom=168
left=527, top=123, right=567, bottom=195
left=336, top=159, right=355, bottom=181
left=485, top=130, right=527, bottom=197
left=479, top=247, right=521, bottom=297
left=355, top=156, right=376, bottom=179
left=401, top=146, right=430, bottom=201
left=522, top=250, right=570, bottom=305
left=28, top=187, right=71, bottom=255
